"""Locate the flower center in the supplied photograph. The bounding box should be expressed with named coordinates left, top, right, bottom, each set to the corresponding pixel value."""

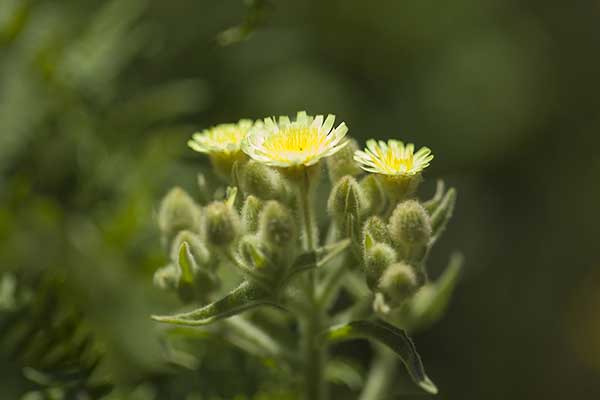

left=261, top=127, right=326, bottom=161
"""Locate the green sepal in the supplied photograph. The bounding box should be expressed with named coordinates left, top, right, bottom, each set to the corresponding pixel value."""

left=400, top=253, right=463, bottom=332
left=323, top=319, right=438, bottom=394
left=151, top=281, right=274, bottom=326
left=423, top=180, right=445, bottom=214
left=429, top=188, right=456, bottom=244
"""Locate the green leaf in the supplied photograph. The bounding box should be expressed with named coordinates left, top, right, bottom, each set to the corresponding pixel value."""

left=402, top=253, right=463, bottom=332
left=323, top=319, right=438, bottom=394
left=152, top=281, right=274, bottom=326
left=177, top=242, right=196, bottom=284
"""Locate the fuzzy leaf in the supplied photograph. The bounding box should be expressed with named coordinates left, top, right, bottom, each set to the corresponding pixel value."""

left=152, top=281, right=273, bottom=326
left=401, top=253, right=463, bottom=332
left=324, top=319, right=438, bottom=394
left=430, top=188, right=456, bottom=244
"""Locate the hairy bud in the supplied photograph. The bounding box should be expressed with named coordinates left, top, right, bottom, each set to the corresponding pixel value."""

left=378, top=262, right=418, bottom=307
left=258, top=201, right=296, bottom=248
left=158, top=187, right=202, bottom=243
left=389, top=200, right=431, bottom=249
left=153, top=264, right=180, bottom=291
left=363, top=216, right=391, bottom=249
left=326, top=139, right=362, bottom=182
left=328, top=176, right=367, bottom=233
left=242, top=160, right=288, bottom=200
left=364, top=242, right=397, bottom=290
left=241, top=195, right=263, bottom=233
left=360, top=174, right=385, bottom=214
left=203, top=201, right=241, bottom=246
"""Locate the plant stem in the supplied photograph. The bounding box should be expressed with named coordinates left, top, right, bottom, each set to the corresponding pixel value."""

left=297, top=167, right=327, bottom=400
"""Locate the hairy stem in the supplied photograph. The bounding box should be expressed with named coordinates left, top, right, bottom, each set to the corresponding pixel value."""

left=297, top=167, right=327, bottom=400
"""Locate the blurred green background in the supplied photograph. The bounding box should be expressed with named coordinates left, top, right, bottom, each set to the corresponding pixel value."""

left=1, top=0, right=599, bottom=399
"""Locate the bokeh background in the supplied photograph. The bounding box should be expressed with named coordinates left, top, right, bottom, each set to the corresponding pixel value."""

left=1, top=0, right=599, bottom=399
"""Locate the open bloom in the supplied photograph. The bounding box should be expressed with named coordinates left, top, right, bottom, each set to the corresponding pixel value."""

left=242, top=111, right=348, bottom=168
left=188, top=120, right=253, bottom=155
left=354, top=139, right=433, bottom=176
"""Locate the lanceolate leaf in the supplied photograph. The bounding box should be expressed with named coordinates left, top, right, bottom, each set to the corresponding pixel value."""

left=152, top=281, right=274, bottom=326
left=323, top=319, right=438, bottom=394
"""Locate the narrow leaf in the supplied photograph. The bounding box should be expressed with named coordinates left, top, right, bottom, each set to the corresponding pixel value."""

left=402, top=253, right=463, bottom=332
left=430, top=188, right=456, bottom=244
left=324, top=319, right=438, bottom=394
left=152, top=281, right=272, bottom=326
left=178, top=242, right=196, bottom=284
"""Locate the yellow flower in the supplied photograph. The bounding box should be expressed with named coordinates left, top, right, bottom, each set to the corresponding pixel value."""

left=242, top=111, right=348, bottom=168
left=354, top=139, right=433, bottom=176
left=188, top=119, right=253, bottom=155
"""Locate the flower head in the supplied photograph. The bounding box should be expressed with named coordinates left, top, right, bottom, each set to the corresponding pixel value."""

left=242, top=111, right=348, bottom=168
left=354, top=139, right=433, bottom=176
left=188, top=119, right=253, bottom=155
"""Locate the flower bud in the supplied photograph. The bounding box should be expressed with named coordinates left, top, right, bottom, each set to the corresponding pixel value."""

left=153, top=264, right=180, bottom=291
left=203, top=201, right=241, bottom=246
left=328, top=176, right=367, bottom=233
left=242, top=160, right=288, bottom=200
left=389, top=200, right=431, bottom=249
left=360, top=174, right=386, bottom=214
left=326, top=139, right=362, bottom=182
left=363, top=216, right=390, bottom=249
left=258, top=201, right=296, bottom=248
left=158, top=187, right=202, bottom=243
left=378, top=262, right=418, bottom=307
left=241, top=195, right=263, bottom=233
left=364, top=242, right=397, bottom=290
left=171, top=230, right=211, bottom=269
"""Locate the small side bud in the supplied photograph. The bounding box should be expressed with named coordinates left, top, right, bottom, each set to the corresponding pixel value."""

left=241, top=160, right=288, bottom=200
left=258, top=200, right=296, bottom=248
left=203, top=201, right=241, bottom=246
left=363, top=216, right=391, bottom=248
left=326, top=139, right=362, bottom=182
left=360, top=174, right=385, bottom=214
left=364, top=242, right=397, bottom=290
left=328, top=176, right=367, bottom=233
left=377, top=262, right=418, bottom=307
left=153, top=264, right=180, bottom=291
left=241, top=195, right=263, bottom=232
left=389, top=200, right=431, bottom=250
left=158, top=187, right=202, bottom=244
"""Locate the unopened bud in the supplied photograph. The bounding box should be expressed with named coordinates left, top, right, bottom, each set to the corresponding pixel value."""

left=203, top=201, right=240, bottom=246
left=158, top=187, right=202, bottom=243
left=326, top=139, right=362, bottom=182
left=360, top=174, right=385, bottom=214
left=241, top=195, right=263, bottom=232
left=378, top=262, right=417, bottom=306
left=153, top=264, right=180, bottom=291
left=389, top=200, right=431, bottom=249
left=242, top=160, right=288, bottom=200
left=258, top=201, right=296, bottom=248
left=363, top=216, right=390, bottom=249
left=328, top=176, right=367, bottom=232
left=364, top=242, right=397, bottom=290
